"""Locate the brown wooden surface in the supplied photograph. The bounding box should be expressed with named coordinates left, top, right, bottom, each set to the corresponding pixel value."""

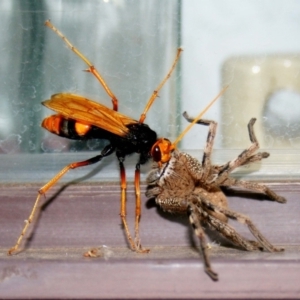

left=0, top=182, right=299, bottom=299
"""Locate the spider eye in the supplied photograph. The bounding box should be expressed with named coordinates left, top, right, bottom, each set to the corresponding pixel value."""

left=152, top=145, right=161, bottom=162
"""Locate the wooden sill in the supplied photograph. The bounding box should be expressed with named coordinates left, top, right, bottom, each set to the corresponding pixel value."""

left=0, top=183, right=300, bottom=299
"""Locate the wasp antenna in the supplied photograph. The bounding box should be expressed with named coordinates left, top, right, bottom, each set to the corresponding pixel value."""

left=139, top=48, right=183, bottom=123
left=173, top=85, right=229, bottom=147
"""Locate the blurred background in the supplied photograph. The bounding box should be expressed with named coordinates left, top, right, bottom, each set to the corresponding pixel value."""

left=181, top=0, right=300, bottom=150
left=0, top=0, right=300, bottom=180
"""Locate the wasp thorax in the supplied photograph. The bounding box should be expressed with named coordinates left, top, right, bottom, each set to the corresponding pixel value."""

left=151, top=138, right=175, bottom=164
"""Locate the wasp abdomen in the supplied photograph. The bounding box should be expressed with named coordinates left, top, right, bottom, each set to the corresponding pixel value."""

left=42, top=115, right=92, bottom=139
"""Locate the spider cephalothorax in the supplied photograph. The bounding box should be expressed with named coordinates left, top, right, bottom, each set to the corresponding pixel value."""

left=146, top=116, right=286, bottom=281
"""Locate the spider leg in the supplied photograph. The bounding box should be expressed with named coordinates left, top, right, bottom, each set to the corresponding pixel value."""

left=240, top=118, right=261, bottom=165
left=220, top=178, right=286, bottom=203
left=183, top=112, right=217, bottom=181
left=210, top=119, right=286, bottom=204
left=213, top=152, right=270, bottom=175
left=194, top=200, right=258, bottom=251
left=208, top=118, right=285, bottom=203
left=239, top=152, right=270, bottom=165
left=214, top=118, right=262, bottom=182
left=187, top=203, right=219, bottom=281
left=201, top=198, right=284, bottom=252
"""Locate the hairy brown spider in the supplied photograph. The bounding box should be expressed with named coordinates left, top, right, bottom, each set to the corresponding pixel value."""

left=146, top=114, right=286, bottom=281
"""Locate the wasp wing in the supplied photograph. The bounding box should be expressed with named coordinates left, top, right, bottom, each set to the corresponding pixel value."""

left=42, top=93, right=139, bottom=137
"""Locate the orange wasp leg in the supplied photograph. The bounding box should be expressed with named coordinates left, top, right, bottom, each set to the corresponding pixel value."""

left=139, top=47, right=183, bottom=123
left=119, top=160, right=138, bottom=251
left=8, top=147, right=113, bottom=255
left=44, top=20, right=118, bottom=111
left=133, top=164, right=149, bottom=252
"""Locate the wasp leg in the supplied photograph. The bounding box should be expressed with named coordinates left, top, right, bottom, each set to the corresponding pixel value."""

left=139, top=48, right=183, bottom=123
left=45, top=20, right=118, bottom=111
left=8, top=145, right=114, bottom=255
left=119, top=159, right=135, bottom=251
left=119, top=159, right=147, bottom=253
left=134, top=163, right=150, bottom=253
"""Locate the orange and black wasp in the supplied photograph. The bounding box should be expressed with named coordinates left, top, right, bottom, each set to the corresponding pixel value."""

left=8, top=20, right=182, bottom=255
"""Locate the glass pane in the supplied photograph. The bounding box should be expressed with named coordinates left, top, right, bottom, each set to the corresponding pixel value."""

left=2, top=0, right=300, bottom=182
left=181, top=0, right=300, bottom=151
left=179, top=0, right=300, bottom=179
left=0, top=0, right=180, bottom=155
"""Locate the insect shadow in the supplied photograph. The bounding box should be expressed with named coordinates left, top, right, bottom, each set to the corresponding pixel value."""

left=23, top=161, right=109, bottom=248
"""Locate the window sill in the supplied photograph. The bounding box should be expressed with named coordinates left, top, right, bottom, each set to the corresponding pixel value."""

left=0, top=182, right=299, bottom=298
